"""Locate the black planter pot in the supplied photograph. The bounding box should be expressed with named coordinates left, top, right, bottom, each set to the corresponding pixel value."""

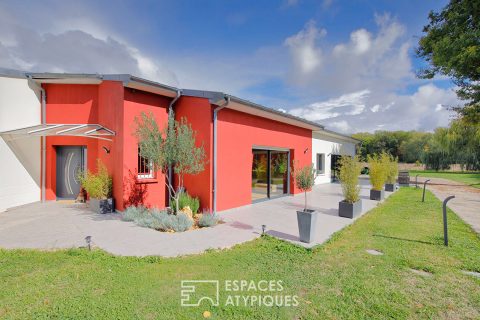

left=338, top=200, right=362, bottom=219
left=385, top=183, right=396, bottom=192
left=89, top=198, right=115, bottom=214
left=296, top=209, right=317, bottom=243
left=370, top=189, right=385, bottom=201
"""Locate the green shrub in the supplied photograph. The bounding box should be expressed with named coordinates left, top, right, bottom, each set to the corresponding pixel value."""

left=198, top=210, right=219, bottom=227
left=385, top=154, right=399, bottom=184
left=122, top=205, right=147, bottom=221
left=171, top=191, right=200, bottom=215
left=78, top=159, right=112, bottom=199
left=368, top=153, right=387, bottom=191
left=339, top=155, right=362, bottom=203
left=123, top=206, right=192, bottom=232
left=169, top=213, right=193, bottom=232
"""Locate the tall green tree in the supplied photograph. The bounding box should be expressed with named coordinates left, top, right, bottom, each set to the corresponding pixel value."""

left=135, top=112, right=206, bottom=213
left=417, top=0, right=480, bottom=122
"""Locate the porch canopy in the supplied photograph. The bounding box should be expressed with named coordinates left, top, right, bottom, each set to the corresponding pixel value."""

left=0, top=124, right=115, bottom=141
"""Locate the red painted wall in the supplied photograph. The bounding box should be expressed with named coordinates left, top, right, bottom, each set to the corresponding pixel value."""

left=216, top=108, right=312, bottom=211
left=122, top=88, right=170, bottom=210
left=174, top=96, right=213, bottom=211
left=44, top=84, right=100, bottom=200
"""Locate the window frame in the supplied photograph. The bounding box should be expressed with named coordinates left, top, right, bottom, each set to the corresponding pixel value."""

left=316, top=153, right=325, bottom=175
left=137, top=147, right=154, bottom=179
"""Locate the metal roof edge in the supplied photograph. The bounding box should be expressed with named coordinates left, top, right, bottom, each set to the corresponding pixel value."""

left=314, top=128, right=360, bottom=144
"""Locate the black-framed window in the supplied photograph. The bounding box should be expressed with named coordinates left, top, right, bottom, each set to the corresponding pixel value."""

left=138, top=147, right=154, bottom=179
left=316, top=153, right=325, bottom=174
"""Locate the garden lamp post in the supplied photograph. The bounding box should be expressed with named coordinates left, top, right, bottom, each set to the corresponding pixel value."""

left=422, top=179, right=431, bottom=202
left=443, top=196, right=455, bottom=246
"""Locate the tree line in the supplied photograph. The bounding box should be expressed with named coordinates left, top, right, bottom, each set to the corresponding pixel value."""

left=352, top=117, right=479, bottom=171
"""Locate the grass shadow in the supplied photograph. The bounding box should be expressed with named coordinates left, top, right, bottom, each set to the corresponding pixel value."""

left=373, top=234, right=437, bottom=246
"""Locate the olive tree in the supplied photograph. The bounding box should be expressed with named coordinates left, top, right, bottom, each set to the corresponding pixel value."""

left=292, top=161, right=316, bottom=212
left=135, top=112, right=206, bottom=213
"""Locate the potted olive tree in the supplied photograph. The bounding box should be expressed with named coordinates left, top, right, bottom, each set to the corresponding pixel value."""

left=338, top=155, right=362, bottom=218
left=79, top=159, right=114, bottom=214
left=367, top=153, right=387, bottom=201
left=385, top=154, right=398, bottom=192
left=292, top=162, right=317, bottom=243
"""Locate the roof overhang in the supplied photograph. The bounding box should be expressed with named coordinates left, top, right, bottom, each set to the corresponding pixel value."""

left=182, top=89, right=324, bottom=131
left=313, top=129, right=360, bottom=144
left=0, top=124, right=115, bottom=141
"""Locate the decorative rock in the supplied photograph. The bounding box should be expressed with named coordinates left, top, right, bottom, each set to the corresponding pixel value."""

left=180, top=206, right=194, bottom=221
left=409, top=268, right=432, bottom=277
left=366, top=249, right=383, bottom=256
left=462, top=270, right=480, bottom=278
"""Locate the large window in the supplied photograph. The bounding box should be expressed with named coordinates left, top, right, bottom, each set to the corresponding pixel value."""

left=138, top=147, right=154, bottom=179
left=316, top=153, right=325, bottom=175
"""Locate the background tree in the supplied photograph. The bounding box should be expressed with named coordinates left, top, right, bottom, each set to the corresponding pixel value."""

left=417, top=0, right=480, bottom=122
left=135, top=112, right=206, bottom=213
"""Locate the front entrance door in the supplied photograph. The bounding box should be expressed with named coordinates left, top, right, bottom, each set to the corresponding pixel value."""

left=56, top=146, right=85, bottom=200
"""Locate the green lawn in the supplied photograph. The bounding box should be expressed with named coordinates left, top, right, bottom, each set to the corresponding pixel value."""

left=1, top=188, right=479, bottom=319
left=409, top=170, right=480, bottom=187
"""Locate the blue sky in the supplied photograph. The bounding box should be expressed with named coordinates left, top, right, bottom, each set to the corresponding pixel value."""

left=0, top=0, right=458, bottom=133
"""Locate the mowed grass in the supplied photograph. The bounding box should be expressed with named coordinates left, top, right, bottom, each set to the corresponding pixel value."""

left=0, top=188, right=479, bottom=319
left=409, top=170, right=480, bottom=188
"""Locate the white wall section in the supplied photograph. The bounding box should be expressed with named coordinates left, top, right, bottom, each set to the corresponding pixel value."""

left=0, top=76, right=41, bottom=212
left=312, top=131, right=356, bottom=184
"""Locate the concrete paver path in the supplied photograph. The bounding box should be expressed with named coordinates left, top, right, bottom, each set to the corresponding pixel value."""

left=0, top=181, right=389, bottom=257
left=417, top=177, right=480, bottom=234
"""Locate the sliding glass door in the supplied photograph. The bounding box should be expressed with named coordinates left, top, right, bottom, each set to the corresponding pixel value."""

left=251, top=149, right=289, bottom=202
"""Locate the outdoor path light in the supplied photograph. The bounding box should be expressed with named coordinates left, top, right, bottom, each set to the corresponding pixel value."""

left=422, top=179, right=431, bottom=202
left=443, top=196, right=455, bottom=246
left=262, top=225, right=266, bottom=235
left=415, top=174, right=420, bottom=188
left=85, top=236, right=92, bottom=251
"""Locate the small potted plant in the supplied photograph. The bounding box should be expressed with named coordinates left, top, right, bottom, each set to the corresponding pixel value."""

left=79, top=159, right=114, bottom=214
left=385, top=154, right=398, bottom=192
left=338, top=155, right=362, bottom=218
left=292, top=162, right=317, bottom=243
left=367, top=153, right=387, bottom=201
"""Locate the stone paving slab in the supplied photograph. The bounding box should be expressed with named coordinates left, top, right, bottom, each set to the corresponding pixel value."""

left=0, top=181, right=391, bottom=256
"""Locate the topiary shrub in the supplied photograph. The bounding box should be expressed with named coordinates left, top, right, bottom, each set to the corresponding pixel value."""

left=78, top=159, right=112, bottom=199
left=291, top=162, right=316, bottom=211
left=198, top=210, right=219, bottom=228
left=338, top=155, right=362, bottom=203
left=368, top=153, right=387, bottom=191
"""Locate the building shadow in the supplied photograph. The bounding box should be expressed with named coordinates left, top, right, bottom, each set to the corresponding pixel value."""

left=123, top=170, right=148, bottom=208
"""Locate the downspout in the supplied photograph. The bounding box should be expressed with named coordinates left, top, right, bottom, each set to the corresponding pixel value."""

left=167, top=90, right=182, bottom=202
left=212, top=96, right=230, bottom=213
left=27, top=75, right=46, bottom=203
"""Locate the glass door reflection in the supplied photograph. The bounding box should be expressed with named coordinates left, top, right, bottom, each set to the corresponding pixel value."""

left=251, top=149, right=289, bottom=202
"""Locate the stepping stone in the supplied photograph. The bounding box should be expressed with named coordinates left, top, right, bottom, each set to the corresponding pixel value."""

left=366, top=249, right=383, bottom=256
left=409, top=268, right=432, bottom=277
left=462, top=270, right=480, bottom=278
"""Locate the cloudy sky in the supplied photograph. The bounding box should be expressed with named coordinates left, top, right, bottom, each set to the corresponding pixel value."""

left=0, top=0, right=458, bottom=133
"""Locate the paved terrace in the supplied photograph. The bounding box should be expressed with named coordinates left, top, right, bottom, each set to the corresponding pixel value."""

left=0, top=181, right=390, bottom=257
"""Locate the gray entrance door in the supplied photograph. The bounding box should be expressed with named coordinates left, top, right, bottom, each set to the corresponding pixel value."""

left=56, top=146, right=84, bottom=199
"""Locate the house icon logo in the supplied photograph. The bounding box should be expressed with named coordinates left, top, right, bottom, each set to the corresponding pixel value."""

left=180, top=280, right=220, bottom=307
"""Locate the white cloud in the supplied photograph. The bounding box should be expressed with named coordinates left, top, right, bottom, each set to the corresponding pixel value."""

left=284, top=21, right=325, bottom=83
left=290, top=89, right=369, bottom=121
left=290, top=84, right=458, bottom=133
left=284, top=13, right=411, bottom=96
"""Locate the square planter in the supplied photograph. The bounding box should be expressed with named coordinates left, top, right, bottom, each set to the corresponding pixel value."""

left=296, top=209, right=317, bottom=243
left=89, top=198, right=115, bottom=214
left=370, top=189, right=385, bottom=201
left=385, top=183, right=396, bottom=192
left=338, top=200, right=362, bottom=219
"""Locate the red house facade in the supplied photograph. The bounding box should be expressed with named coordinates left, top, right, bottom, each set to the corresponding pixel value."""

left=1, top=72, right=325, bottom=213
